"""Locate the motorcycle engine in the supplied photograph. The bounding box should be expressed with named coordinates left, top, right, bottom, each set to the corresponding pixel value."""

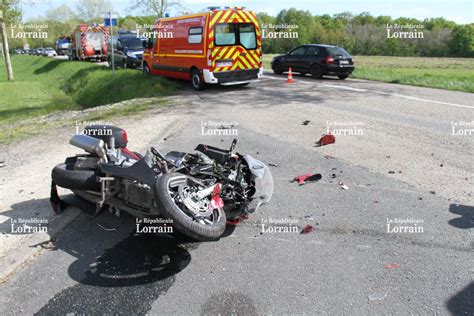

left=122, top=179, right=153, bottom=211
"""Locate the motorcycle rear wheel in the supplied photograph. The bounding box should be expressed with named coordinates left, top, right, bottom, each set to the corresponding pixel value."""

left=52, top=163, right=100, bottom=191
left=154, top=173, right=226, bottom=241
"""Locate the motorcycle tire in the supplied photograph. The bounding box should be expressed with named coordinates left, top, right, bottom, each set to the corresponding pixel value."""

left=154, top=173, right=226, bottom=241
left=52, top=163, right=101, bottom=191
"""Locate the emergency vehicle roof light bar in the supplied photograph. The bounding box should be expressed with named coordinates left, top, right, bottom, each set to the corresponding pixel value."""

left=206, top=6, right=246, bottom=11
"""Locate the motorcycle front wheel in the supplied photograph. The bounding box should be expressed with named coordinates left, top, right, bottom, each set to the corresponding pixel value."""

left=154, top=173, right=226, bottom=241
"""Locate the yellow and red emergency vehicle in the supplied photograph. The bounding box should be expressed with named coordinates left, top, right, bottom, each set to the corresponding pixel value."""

left=142, top=7, right=263, bottom=90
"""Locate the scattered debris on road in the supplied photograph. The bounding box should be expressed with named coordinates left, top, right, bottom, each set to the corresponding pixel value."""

left=302, top=120, right=311, bottom=125
left=324, top=155, right=335, bottom=159
left=269, top=162, right=279, bottom=167
left=315, top=134, right=336, bottom=147
left=368, top=293, right=387, bottom=301
left=97, top=223, right=117, bottom=232
left=339, top=182, right=349, bottom=190
left=293, top=173, right=322, bottom=185
left=430, top=191, right=436, bottom=195
left=301, top=224, right=314, bottom=234
left=388, top=171, right=396, bottom=174
left=0, top=161, right=5, bottom=168
left=384, top=263, right=400, bottom=269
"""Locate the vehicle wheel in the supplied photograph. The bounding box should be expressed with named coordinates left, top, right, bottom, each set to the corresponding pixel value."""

left=52, top=163, right=100, bottom=191
left=272, top=61, right=283, bottom=74
left=338, top=75, right=348, bottom=80
left=191, top=69, right=205, bottom=91
left=311, top=65, right=323, bottom=79
left=154, top=173, right=226, bottom=241
left=143, top=63, right=151, bottom=76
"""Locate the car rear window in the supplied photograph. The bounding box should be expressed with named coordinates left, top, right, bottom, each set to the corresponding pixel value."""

left=326, top=47, right=351, bottom=58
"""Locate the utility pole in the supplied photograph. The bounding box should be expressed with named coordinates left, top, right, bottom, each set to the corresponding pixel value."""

left=109, top=11, right=115, bottom=75
left=0, top=10, right=14, bottom=81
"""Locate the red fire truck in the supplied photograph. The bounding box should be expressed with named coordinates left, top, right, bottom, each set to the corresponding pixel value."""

left=69, top=24, right=109, bottom=61
left=142, top=7, right=263, bottom=90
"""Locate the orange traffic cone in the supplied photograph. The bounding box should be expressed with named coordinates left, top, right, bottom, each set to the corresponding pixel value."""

left=287, top=67, right=294, bottom=83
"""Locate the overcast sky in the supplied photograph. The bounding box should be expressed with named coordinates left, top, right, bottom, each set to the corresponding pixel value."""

left=22, top=0, right=473, bottom=24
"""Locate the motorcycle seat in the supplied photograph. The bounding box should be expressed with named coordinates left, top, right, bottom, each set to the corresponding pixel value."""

left=82, top=125, right=128, bottom=149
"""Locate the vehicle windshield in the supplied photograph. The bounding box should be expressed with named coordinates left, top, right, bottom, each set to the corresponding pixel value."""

left=215, top=23, right=257, bottom=50
left=327, top=47, right=351, bottom=58
left=121, top=38, right=143, bottom=50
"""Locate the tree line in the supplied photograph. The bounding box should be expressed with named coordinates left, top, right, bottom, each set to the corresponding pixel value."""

left=258, top=9, right=473, bottom=57
left=3, top=2, right=473, bottom=58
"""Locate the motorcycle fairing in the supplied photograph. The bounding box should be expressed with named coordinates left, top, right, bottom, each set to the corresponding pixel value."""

left=244, top=155, right=274, bottom=213
left=100, top=158, right=158, bottom=186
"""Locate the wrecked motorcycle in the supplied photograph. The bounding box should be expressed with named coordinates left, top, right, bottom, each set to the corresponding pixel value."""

left=51, top=125, right=273, bottom=240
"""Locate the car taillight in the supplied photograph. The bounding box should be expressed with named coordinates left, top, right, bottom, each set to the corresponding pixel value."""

left=324, top=55, right=335, bottom=64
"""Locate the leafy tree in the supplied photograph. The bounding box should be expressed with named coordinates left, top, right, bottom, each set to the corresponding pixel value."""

left=450, top=24, right=474, bottom=57
left=75, top=0, right=113, bottom=22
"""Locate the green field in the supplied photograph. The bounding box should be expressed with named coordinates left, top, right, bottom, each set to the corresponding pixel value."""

left=263, top=55, right=474, bottom=93
left=0, top=55, right=177, bottom=126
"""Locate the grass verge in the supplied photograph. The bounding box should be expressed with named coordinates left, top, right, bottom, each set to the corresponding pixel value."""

left=0, top=55, right=177, bottom=126
left=262, top=54, right=474, bottom=93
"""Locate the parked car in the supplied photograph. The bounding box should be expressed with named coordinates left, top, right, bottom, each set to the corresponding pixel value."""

left=108, top=32, right=144, bottom=69
left=42, top=47, right=58, bottom=57
left=33, top=48, right=44, bottom=56
left=55, top=36, right=71, bottom=55
left=271, top=44, right=355, bottom=80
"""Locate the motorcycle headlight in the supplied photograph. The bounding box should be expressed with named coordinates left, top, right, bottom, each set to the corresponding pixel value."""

left=126, top=52, right=136, bottom=58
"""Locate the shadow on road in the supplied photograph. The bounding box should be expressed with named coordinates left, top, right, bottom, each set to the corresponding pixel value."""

left=33, top=195, right=198, bottom=315
left=16, top=194, right=239, bottom=315
left=33, top=59, right=69, bottom=75
left=446, top=282, right=474, bottom=315
left=448, top=204, right=474, bottom=229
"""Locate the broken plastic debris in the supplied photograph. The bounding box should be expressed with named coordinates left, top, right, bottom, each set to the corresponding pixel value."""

left=368, top=293, right=387, bottom=301
left=388, top=171, right=395, bottom=174
left=302, top=120, right=310, bottom=125
left=0, top=161, right=5, bottom=168
left=324, top=155, right=335, bottom=159
left=269, top=162, right=279, bottom=167
left=384, top=263, right=400, bottom=269
left=293, top=173, right=322, bottom=185
left=300, top=224, right=314, bottom=234
left=315, top=134, right=336, bottom=147
left=339, top=182, right=349, bottom=190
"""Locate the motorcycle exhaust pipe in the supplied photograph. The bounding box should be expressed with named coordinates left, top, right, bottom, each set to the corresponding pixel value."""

left=70, top=134, right=107, bottom=161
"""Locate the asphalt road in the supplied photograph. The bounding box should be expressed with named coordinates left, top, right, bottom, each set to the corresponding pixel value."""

left=0, top=74, right=473, bottom=315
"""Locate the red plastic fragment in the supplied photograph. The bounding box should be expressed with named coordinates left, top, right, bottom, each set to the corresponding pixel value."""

left=301, top=224, right=314, bottom=234
left=316, top=134, right=336, bottom=147
left=293, top=173, right=322, bottom=185
left=384, top=263, right=401, bottom=269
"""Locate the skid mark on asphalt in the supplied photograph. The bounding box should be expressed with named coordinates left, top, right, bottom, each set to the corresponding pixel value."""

left=261, top=76, right=474, bottom=109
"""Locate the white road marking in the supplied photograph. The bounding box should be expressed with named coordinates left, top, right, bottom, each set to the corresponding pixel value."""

left=261, top=75, right=474, bottom=109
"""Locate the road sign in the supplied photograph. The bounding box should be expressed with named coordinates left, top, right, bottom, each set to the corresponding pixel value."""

left=104, top=18, right=117, bottom=26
